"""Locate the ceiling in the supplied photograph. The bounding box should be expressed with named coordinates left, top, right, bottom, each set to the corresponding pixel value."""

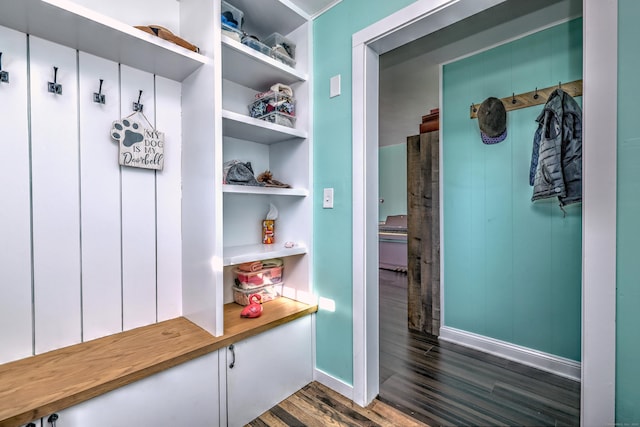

left=289, top=0, right=342, bottom=18
left=380, top=0, right=582, bottom=69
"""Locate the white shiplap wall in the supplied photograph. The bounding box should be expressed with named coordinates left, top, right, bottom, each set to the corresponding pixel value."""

left=0, top=26, right=183, bottom=363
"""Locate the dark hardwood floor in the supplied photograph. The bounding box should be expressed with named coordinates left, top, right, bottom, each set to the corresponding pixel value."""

left=378, top=268, right=580, bottom=426
left=248, top=270, right=580, bottom=426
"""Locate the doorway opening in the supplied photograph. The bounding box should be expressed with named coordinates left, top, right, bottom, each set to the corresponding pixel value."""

left=353, top=0, right=618, bottom=424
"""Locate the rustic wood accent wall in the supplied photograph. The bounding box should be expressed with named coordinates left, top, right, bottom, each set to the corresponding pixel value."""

left=406, top=132, right=440, bottom=335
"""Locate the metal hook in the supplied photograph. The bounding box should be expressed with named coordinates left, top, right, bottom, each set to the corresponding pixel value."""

left=511, top=93, right=516, bottom=104
left=47, top=413, right=59, bottom=426
left=533, top=87, right=539, bottom=100
left=471, top=103, right=477, bottom=113
left=0, top=52, right=9, bottom=83
left=133, top=89, right=143, bottom=112
left=558, top=81, right=562, bottom=89
left=93, top=79, right=106, bottom=104
left=48, top=66, right=62, bottom=94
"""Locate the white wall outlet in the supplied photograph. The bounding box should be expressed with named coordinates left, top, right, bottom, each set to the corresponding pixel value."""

left=323, top=188, right=334, bottom=208
left=330, top=75, right=341, bottom=98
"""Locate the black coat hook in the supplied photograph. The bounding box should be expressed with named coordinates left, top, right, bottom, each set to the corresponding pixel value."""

left=0, top=52, right=9, bottom=83
left=533, top=87, right=539, bottom=100
left=47, top=413, right=59, bottom=426
left=471, top=103, right=477, bottom=113
left=511, top=92, right=516, bottom=104
left=48, top=66, right=62, bottom=95
left=133, top=89, right=143, bottom=112
left=93, top=78, right=106, bottom=104
left=558, top=81, right=562, bottom=89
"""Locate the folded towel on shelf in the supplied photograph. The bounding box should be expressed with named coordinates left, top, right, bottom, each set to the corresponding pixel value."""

left=237, top=261, right=263, bottom=272
left=261, top=258, right=283, bottom=268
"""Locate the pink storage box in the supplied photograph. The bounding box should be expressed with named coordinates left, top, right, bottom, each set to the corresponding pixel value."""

left=233, top=283, right=282, bottom=306
left=233, top=266, right=284, bottom=289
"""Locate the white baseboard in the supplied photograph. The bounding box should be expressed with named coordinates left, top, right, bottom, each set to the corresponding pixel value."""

left=439, top=326, right=581, bottom=382
left=314, top=368, right=354, bottom=401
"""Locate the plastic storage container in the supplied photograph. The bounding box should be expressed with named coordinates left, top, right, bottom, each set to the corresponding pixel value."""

left=263, top=32, right=296, bottom=67
left=233, top=283, right=282, bottom=305
left=233, top=265, right=284, bottom=289
left=263, top=32, right=296, bottom=59
left=221, top=1, right=244, bottom=31
left=259, top=112, right=296, bottom=128
left=270, top=49, right=296, bottom=68
left=241, top=36, right=271, bottom=56
left=221, top=23, right=243, bottom=42
left=248, top=91, right=295, bottom=118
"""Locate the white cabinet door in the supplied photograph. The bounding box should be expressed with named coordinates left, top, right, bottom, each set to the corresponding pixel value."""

left=54, top=351, right=220, bottom=427
left=226, top=316, right=313, bottom=427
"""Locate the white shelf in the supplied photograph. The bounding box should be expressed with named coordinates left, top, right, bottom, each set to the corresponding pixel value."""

left=222, top=110, right=307, bottom=144
left=223, top=185, right=308, bottom=196
left=229, top=0, right=308, bottom=37
left=223, top=243, right=307, bottom=266
left=222, top=35, right=307, bottom=91
left=0, top=0, right=208, bottom=82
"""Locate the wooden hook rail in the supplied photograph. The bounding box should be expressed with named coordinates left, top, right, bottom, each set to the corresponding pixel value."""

left=470, top=79, right=582, bottom=119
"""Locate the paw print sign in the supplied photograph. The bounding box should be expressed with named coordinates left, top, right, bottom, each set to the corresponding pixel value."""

left=111, top=118, right=165, bottom=170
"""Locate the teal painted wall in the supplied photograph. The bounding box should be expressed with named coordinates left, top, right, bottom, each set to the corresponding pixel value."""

left=442, top=19, right=583, bottom=360
left=313, top=0, right=417, bottom=384
left=379, top=144, right=407, bottom=222
left=616, top=0, right=640, bottom=422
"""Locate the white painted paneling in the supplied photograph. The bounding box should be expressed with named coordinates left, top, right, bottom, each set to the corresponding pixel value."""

left=78, top=52, right=122, bottom=341
left=155, top=76, right=182, bottom=321
left=227, top=316, right=313, bottom=427
left=0, top=26, right=32, bottom=363
left=29, top=36, right=81, bottom=354
left=58, top=351, right=220, bottom=426
left=119, top=65, right=157, bottom=330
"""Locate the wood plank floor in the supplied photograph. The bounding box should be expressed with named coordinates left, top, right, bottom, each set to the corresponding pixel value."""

left=247, top=381, right=430, bottom=427
left=248, top=269, right=580, bottom=426
left=378, top=269, right=580, bottom=426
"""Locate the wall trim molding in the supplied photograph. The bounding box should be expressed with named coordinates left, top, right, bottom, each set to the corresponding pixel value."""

left=314, top=368, right=354, bottom=400
left=439, top=326, right=581, bottom=381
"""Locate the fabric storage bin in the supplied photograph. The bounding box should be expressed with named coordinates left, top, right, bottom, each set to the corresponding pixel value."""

left=248, top=91, right=295, bottom=118
left=263, top=32, right=296, bottom=60
left=233, top=265, right=284, bottom=289
left=233, top=283, right=282, bottom=305
left=241, top=36, right=271, bottom=56
left=221, top=1, right=244, bottom=30
left=259, top=112, right=296, bottom=128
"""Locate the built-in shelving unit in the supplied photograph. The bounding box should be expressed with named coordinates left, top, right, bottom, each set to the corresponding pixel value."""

left=0, top=0, right=208, bottom=82
left=220, top=0, right=313, bottom=310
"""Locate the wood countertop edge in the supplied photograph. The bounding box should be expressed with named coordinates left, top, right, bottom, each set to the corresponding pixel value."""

left=0, top=298, right=317, bottom=427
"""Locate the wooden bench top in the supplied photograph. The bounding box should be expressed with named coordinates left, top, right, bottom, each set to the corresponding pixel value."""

left=0, top=298, right=317, bottom=427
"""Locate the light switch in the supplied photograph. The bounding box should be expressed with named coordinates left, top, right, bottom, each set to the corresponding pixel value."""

left=323, top=188, right=334, bottom=208
left=330, top=75, right=341, bottom=98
